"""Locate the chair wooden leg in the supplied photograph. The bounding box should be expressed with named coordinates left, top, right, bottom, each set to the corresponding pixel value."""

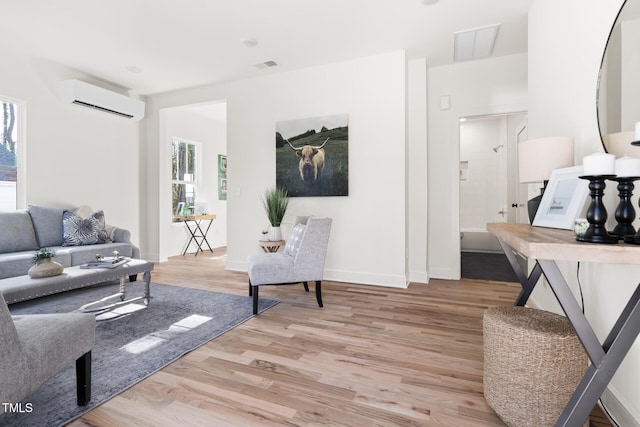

left=315, top=280, right=323, bottom=307
left=253, top=285, right=259, bottom=315
left=76, top=351, right=92, bottom=406
left=303, top=281, right=309, bottom=292
left=248, top=280, right=253, bottom=296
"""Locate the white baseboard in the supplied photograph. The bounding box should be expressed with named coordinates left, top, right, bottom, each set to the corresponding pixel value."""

left=141, top=251, right=161, bottom=263
left=428, top=267, right=455, bottom=280
left=225, top=260, right=247, bottom=272
left=525, top=298, right=541, bottom=309
left=324, top=269, right=408, bottom=288
left=600, top=386, right=640, bottom=426
left=224, top=261, right=408, bottom=288
left=409, top=270, right=429, bottom=284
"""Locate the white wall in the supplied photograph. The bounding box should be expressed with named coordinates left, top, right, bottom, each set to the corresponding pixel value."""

left=529, top=0, right=640, bottom=423
left=0, top=47, right=141, bottom=244
left=407, top=58, right=428, bottom=284
left=427, top=53, right=528, bottom=279
left=145, top=51, right=408, bottom=287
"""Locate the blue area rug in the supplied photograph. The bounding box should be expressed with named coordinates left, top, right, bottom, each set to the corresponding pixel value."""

left=1, top=282, right=278, bottom=427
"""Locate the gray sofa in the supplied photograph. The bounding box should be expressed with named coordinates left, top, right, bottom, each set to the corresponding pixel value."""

left=0, top=204, right=140, bottom=285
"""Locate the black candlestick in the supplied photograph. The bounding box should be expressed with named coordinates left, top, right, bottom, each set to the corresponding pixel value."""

left=610, top=177, right=640, bottom=240
left=577, top=175, right=618, bottom=244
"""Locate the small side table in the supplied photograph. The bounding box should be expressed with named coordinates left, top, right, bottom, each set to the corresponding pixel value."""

left=175, top=214, right=217, bottom=256
left=259, top=240, right=285, bottom=253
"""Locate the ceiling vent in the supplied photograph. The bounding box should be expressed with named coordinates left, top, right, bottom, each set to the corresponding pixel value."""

left=254, top=60, right=278, bottom=69
left=60, top=79, right=145, bottom=120
left=454, top=24, right=501, bottom=62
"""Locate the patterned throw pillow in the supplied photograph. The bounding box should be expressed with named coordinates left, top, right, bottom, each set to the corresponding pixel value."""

left=62, top=210, right=109, bottom=246
left=283, top=223, right=306, bottom=257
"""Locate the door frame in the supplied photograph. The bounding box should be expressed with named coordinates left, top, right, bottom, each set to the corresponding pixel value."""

left=454, top=109, right=527, bottom=280
left=514, top=121, right=528, bottom=224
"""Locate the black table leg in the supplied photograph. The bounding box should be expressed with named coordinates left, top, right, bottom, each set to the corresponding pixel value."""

left=538, top=260, right=640, bottom=427
left=496, top=238, right=543, bottom=306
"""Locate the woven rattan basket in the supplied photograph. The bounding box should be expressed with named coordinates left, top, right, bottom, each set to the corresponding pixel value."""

left=483, top=306, right=588, bottom=427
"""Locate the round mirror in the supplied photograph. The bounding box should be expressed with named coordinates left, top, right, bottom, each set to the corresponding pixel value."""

left=597, top=0, right=640, bottom=155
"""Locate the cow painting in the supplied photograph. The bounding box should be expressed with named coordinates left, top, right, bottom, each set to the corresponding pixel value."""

left=286, top=138, right=329, bottom=183
left=275, top=113, right=348, bottom=197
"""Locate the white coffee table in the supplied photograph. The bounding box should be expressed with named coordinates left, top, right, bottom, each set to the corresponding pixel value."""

left=76, top=259, right=154, bottom=314
left=0, top=259, right=154, bottom=314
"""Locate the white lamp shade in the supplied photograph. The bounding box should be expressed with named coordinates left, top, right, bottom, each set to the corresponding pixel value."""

left=602, top=131, right=639, bottom=158
left=518, top=136, right=574, bottom=183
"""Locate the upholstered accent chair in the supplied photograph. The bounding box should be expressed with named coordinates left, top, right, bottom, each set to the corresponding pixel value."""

left=0, top=292, right=95, bottom=413
left=248, top=216, right=332, bottom=314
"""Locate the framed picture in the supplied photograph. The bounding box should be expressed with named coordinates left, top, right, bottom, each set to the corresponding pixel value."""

left=533, top=165, right=590, bottom=230
left=218, top=155, right=227, bottom=173
left=275, top=113, right=349, bottom=197
left=218, top=155, right=227, bottom=200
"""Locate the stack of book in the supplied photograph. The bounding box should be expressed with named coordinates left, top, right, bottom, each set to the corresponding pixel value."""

left=80, top=257, right=128, bottom=269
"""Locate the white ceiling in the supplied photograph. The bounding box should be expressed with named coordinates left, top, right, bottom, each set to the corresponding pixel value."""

left=0, top=0, right=532, bottom=97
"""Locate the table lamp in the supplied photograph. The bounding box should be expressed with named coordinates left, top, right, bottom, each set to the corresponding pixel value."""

left=518, top=136, right=574, bottom=223
left=603, top=131, right=636, bottom=157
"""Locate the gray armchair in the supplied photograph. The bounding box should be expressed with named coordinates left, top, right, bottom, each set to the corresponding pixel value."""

left=0, top=292, right=95, bottom=413
left=248, top=216, right=332, bottom=314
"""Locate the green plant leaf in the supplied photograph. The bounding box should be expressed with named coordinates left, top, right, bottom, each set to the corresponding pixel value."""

left=262, top=186, right=289, bottom=226
left=32, top=248, right=56, bottom=264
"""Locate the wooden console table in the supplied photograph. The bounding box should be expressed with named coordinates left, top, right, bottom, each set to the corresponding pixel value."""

left=487, top=223, right=640, bottom=427
left=175, top=214, right=216, bottom=256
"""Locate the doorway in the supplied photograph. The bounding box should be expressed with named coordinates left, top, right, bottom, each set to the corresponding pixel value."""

left=158, top=100, right=228, bottom=260
left=459, top=112, right=527, bottom=281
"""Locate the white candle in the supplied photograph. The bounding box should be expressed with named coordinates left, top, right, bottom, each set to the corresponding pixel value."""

left=583, top=152, right=616, bottom=176
left=635, top=122, right=640, bottom=141
left=615, top=155, right=640, bottom=177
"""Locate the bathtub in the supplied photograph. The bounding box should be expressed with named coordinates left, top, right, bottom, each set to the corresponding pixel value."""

left=460, top=228, right=503, bottom=253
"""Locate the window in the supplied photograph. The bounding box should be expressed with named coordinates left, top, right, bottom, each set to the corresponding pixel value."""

left=172, top=138, right=198, bottom=220
left=0, top=100, right=19, bottom=211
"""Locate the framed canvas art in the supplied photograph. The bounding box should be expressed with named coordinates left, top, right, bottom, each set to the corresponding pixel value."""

left=533, top=166, right=589, bottom=230
left=275, top=114, right=348, bottom=197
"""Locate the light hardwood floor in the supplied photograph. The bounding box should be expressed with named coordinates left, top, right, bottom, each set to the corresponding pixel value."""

left=69, top=249, right=612, bottom=426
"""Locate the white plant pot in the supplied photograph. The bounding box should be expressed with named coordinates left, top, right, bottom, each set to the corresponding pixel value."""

left=268, top=226, right=282, bottom=241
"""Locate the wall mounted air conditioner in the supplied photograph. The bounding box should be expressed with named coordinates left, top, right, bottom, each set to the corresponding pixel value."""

left=61, top=79, right=145, bottom=121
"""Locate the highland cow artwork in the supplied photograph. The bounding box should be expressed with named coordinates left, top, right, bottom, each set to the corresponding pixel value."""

left=275, top=114, right=349, bottom=197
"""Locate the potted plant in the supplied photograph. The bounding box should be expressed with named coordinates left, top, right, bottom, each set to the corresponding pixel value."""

left=29, top=248, right=64, bottom=278
left=262, top=186, right=289, bottom=241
